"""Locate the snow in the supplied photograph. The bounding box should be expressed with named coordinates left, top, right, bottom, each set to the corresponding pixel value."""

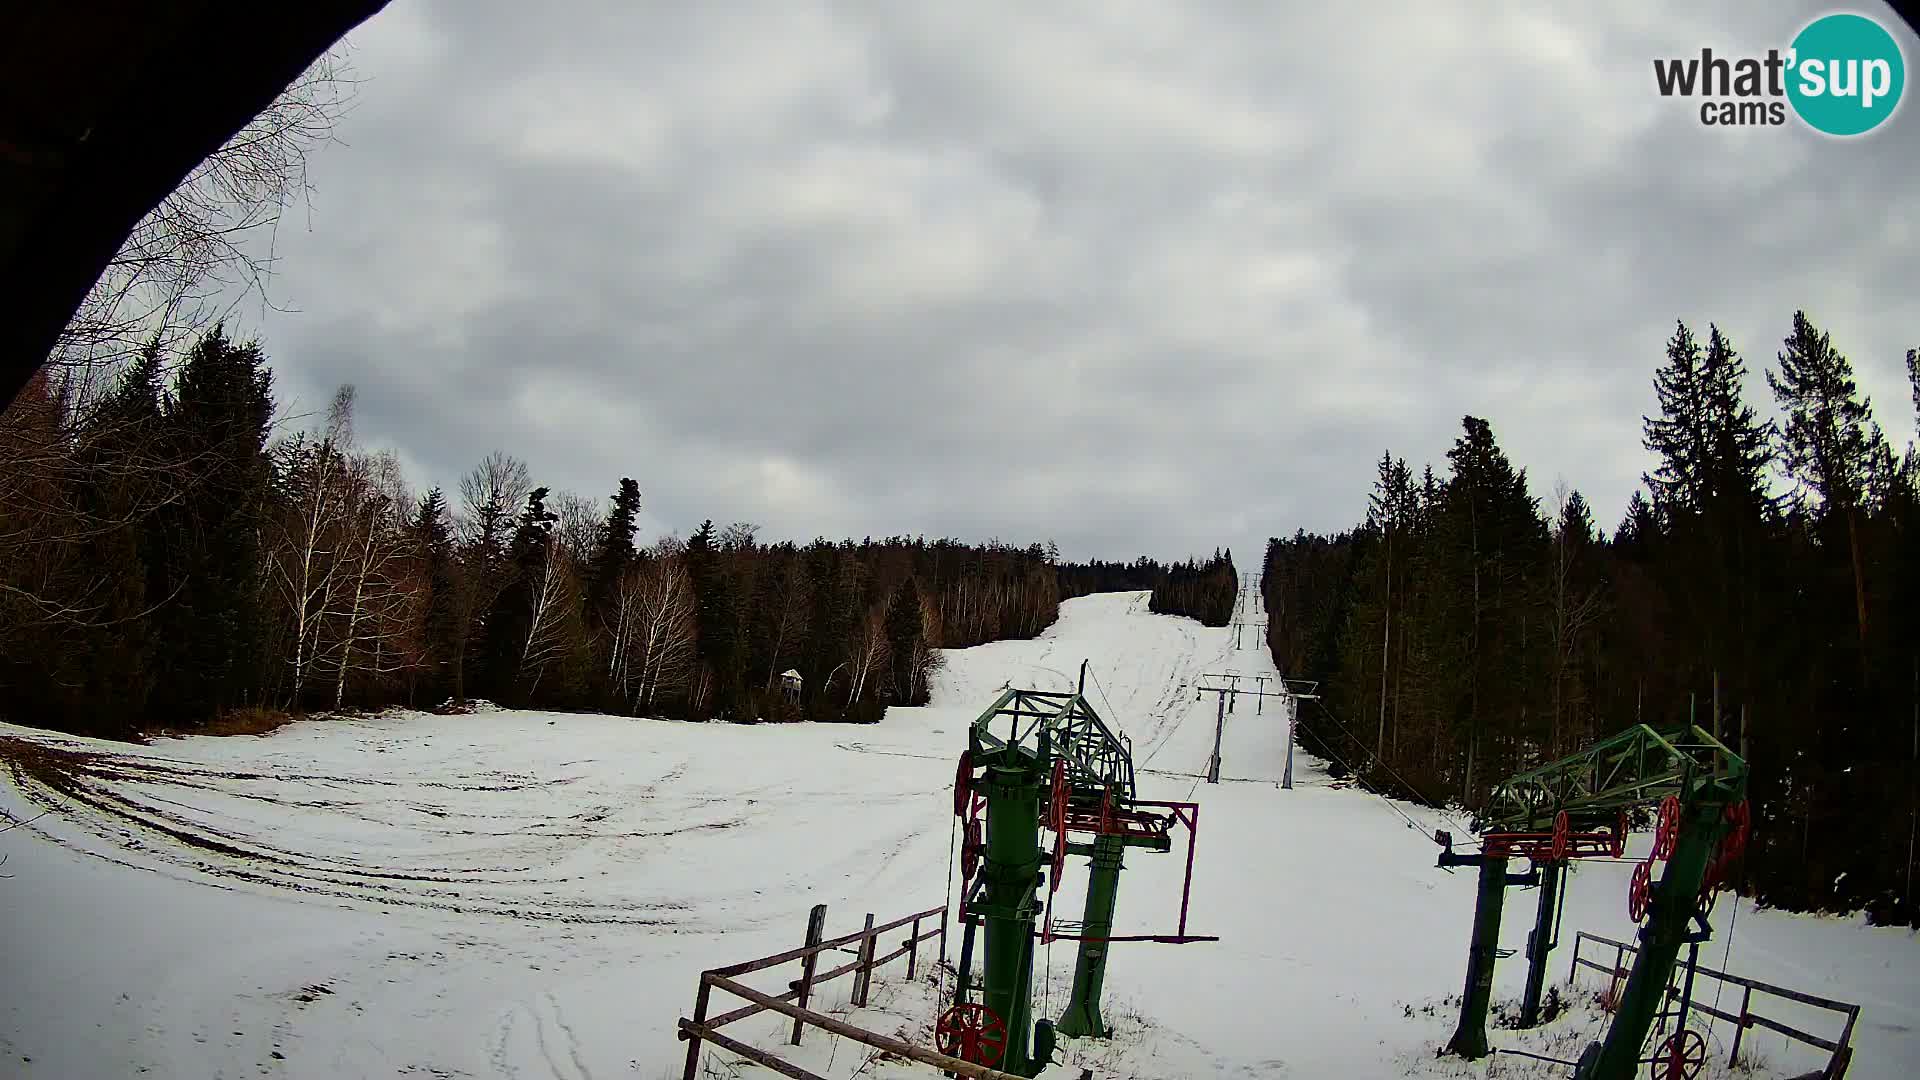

left=2, top=588, right=1917, bottom=1079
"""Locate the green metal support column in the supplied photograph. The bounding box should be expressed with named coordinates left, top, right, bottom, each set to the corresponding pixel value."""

left=978, top=762, right=1044, bottom=1076
left=1577, top=804, right=1723, bottom=1080
left=1518, top=859, right=1563, bottom=1028
left=1446, top=853, right=1511, bottom=1059
left=1055, top=832, right=1126, bottom=1037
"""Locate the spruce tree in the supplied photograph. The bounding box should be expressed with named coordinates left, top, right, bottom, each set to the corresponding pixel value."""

left=1642, top=320, right=1710, bottom=516
left=886, top=576, right=925, bottom=702
left=148, top=325, right=276, bottom=722
left=68, top=350, right=166, bottom=731
left=586, top=478, right=641, bottom=631
left=685, top=519, right=743, bottom=718
left=411, top=488, right=461, bottom=705
left=1768, top=311, right=1889, bottom=642
left=480, top=487, right=555, bottom=703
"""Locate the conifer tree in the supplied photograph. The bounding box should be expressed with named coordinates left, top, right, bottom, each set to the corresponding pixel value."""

left=411, top=488, right=460, bottom=705
left=586, top=478, right=641, bottom=629
left=480, top=487, right=556, bottom=703
left=148, top=325, right=276, bottom=722
left=886, top=575, right=926, bottom=702
left=685, top=519, right=743, bottom=718
left=1768, top=311, right=1889, bottom=642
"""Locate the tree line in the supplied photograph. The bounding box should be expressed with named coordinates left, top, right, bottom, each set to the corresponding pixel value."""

left=0, top=327, right=1110, bottom=736
left=1149, top=550, right=1239, bottom=626
left=1263, top=311, right=1920, bottom=921
left=1057, top=556, right=1167, bottom=599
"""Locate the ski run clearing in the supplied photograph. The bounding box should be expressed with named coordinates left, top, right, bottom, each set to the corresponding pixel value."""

left=2, top=589, right=1916, bottom=1080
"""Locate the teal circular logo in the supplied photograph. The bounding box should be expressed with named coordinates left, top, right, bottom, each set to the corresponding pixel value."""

left=1787, top=13, right=1905, bottom=136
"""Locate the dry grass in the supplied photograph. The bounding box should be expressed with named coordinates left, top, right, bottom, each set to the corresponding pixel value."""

left=150, top=706, right=300, bottom=740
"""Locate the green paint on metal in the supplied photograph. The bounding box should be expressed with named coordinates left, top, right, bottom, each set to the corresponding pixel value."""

left=1446, top=853, right=1511, bottom=1059
left=1577, top=783, right=1740, bottom=1080
left=1055, top=832, right=1126, bottom=1038
left=1518, top=859, right=1564, bottom=1029
left=977, top=763, right=1044, bottom=1076
left=1481, top=724, right=1748, bottom=833
left=954, top=681, right=1204, bottom=1071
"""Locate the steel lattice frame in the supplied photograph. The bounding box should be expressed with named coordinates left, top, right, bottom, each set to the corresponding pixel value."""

left=1478, top=724, right=1749, bottom=834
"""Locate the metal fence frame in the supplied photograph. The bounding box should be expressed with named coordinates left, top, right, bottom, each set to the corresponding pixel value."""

left=1567, top=930, right=1860, bottom=1079
left=678, top=902, right=1025, bottom=1080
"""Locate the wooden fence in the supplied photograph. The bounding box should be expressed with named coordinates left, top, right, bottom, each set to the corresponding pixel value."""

left=1568, top=930, right=1860, bottom=1079
left=677, top=901, right=1023, bottom=1080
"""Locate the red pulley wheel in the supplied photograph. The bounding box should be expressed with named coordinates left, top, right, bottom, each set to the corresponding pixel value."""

left=1628, top=860, right=1653, bottom=923
left=1611, top=808, right=1628, bottom=859
left=1723, top=799, right=1751, bottom=861
left=953, top=750, right=974, bottom=818
left=1654, top=795, right=1681, bottom=860
left=1698, top=854, right=1725, bottom=913
left=936, top=1002, right=1007, bottom=1066
left=1652, top=1029, right=1707, bottom=1080
left=1551, top=810, right=1570, bottom=861
left=961, top=817, right=983, bottom=880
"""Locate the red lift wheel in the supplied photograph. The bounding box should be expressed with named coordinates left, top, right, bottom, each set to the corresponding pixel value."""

left=1654, top=795, right=1681, bottom=860
left=936, top=1002, right=1007, bottom=1067
left=954, top=750, right=974, bottom=818
left=1652, top=1029, right=1707, bottom=1080
left=1611, top=809, right=1628, bottom=859
left=1698, top=854, right=1725, bottom=913
left=961, top=817, right=983, bottom=880
left=1723, top=800, right=1751, bottom=861
left=1629, top=860, right=1653, bottom=923
left=1551, top=810, right=1571, bottom=861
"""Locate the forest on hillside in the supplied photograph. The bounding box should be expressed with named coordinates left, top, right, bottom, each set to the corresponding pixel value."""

left=1264, top=312, right=1920, bottom=922
left=1149, top=551, right=1239, bottom=626
left=0, top=328, right=1229, bottom=738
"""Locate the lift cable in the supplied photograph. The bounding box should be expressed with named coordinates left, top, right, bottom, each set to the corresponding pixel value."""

left=1286, top=698, right=1480, bottom=847
left=1710, top=886, right=1742, bottom=1022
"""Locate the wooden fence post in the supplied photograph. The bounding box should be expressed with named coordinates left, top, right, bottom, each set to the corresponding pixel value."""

left=1728, top=986, right=1753, bottom=1068
left=853, top=912, right=877, bottom=1007
left=682, top=978, right=712, bottom=1080
left=790, top=904, right=828, bottom=1046
left=907, top=914, right=922, bottom=981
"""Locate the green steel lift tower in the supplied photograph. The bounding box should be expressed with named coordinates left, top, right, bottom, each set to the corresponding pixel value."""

left=938, top=670, right=1214, bottom=1076
left=1433, top=724, right=1749, bottom=1080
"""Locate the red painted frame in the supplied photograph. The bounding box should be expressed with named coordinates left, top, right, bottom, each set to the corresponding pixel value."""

left=1040, top=799, right=1219, bottom=945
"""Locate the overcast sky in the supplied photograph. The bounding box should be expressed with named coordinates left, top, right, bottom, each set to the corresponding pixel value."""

left=240, top=1, right=1920, bottom=566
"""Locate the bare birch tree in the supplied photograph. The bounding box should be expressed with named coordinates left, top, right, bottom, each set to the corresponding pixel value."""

left=626, top=550, right=699, bottom=712
left=267, top=386, right=357, bottom=706
left=50, top=54, right=360, bottom=407
left=518, top=535, right=577, bottom=698
left=847, top=607, right=891, bottom=705
left=323, top=451, right=416, bottom=709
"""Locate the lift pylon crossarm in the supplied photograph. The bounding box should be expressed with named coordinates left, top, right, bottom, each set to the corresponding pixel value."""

left=968, top=687, right=1137, bottom=802
left=1479, top=724, right=1749, bottom=834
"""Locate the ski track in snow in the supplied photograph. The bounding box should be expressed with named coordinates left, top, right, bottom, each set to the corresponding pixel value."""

left=2, top=588, right=1917, bottom=1079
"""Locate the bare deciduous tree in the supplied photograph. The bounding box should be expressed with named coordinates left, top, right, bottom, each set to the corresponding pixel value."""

left=550, top=491, right=603, bottom=569
left=50, top=53, right=360, bottom=407
left=517, top=535, right=576, bottom=698
left=621, top=549, right=699, bottom=713
left=322, top=451, right=416, bottom=709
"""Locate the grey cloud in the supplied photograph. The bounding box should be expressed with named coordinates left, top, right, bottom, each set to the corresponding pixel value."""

left=246, top=0, right=1920, bottom=565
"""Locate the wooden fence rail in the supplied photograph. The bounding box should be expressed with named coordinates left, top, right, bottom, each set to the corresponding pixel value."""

left=1568, top=930, right=1860, bottom=1079
left=680, top=901, right=1005, bottom=1080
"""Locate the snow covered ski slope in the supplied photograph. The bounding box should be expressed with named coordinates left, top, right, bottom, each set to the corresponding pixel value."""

left=2, top=588, right=1916, bottom=1078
